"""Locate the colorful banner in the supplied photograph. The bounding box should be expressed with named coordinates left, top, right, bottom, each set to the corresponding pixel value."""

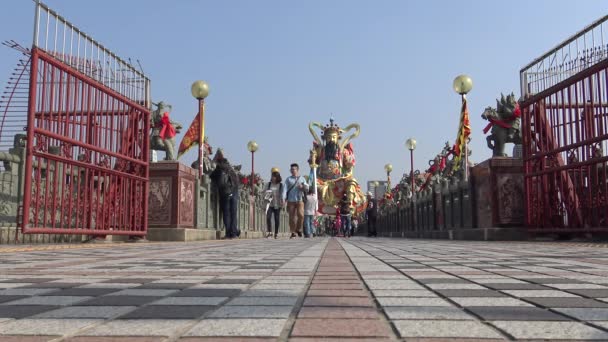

left=177, top=114, right=200, bottom=160
left=452, top=96, right=471, bottom=171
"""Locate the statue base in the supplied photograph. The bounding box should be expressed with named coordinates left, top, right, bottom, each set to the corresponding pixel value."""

left=148, top=161, right=197, bottom=229
left=471, top=157, right=525, bottom=228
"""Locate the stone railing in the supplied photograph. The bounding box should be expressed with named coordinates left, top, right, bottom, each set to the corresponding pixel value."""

left=370, top=158, right=526, bottom=241
left=146, top=161, right=290, bottom=241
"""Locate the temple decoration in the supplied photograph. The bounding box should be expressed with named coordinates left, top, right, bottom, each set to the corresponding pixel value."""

left=308, top=118, right=367, bottom=215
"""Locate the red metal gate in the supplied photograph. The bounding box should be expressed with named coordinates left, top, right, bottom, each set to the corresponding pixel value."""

left=20, top=2, right=150, bottom=236
left=521, top=15, right=608, bottom=232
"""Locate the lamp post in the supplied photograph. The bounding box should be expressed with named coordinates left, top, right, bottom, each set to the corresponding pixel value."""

left=405, top=138, right=417, bottom=229
left=384, top=163, right=393, bottom=197
left=247, top=141, right=258, bottom=197
left=247, top=140, right=258, bottom=231
left=453, top=74, right=473, bottom=181
left=190, top=80, right=210, bottom=178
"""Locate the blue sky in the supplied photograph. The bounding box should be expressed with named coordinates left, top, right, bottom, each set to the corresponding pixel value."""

left=1, top=0, right=606, bottom=188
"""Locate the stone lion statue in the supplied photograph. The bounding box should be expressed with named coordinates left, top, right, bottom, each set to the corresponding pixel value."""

left=150, top=101, right=182, bottom=161
left=481, top=93, right=522, bottom=157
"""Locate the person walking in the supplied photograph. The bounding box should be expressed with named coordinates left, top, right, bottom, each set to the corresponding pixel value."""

left=264, top=167, right=283, bottom=239
left=340, top=194, right=352, bottom=237
left=303, top=188, right=318, bottom=238
left=282, top=163, right=308, bottom=238
left=210, top=149, right=240, bottom=239
left=366, top=191, right=378, bottom=237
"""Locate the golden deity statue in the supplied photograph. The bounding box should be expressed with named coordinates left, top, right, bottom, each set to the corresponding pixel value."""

left=308, top=118, right=366, bottom=215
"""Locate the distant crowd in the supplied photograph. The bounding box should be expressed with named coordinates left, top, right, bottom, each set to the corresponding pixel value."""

left=210, top=150, right=378, bottom=239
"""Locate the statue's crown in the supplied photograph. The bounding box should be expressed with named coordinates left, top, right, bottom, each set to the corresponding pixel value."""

left=321, top=118, right=343, bottom=139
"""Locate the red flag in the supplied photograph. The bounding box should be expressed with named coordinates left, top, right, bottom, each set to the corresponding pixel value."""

left=177, top=115, right=200, bottom=160
left=452, top=96, right=471, bottom=171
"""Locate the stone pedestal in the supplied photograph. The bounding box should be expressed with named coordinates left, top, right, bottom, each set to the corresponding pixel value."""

left=471, top=157, right=525, bottom=228
left=148, top=162, right=197, bottom=229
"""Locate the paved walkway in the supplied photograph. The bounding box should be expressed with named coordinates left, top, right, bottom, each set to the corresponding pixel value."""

left=1, top=238, right=608, bottom=341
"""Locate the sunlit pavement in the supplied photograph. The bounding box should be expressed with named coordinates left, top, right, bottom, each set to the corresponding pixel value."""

left=1, top=237, right=608, bottom=341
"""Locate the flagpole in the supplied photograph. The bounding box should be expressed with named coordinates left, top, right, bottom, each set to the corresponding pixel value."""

left=462, top=94, right=468, bottom=182
left=198, top=99, right=205, bottom=178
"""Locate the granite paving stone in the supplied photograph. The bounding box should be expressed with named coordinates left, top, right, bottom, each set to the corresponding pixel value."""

left=227, top=296, right=298, bottom=306
left=436, top=289, right=506, bottom=297
left=174, top=289, right=242, bottom=297
left=554, top=308, right=608, bottom=320
left=523, top=297, right=608, bottom=308
left=79, top=319, right=194, bottom=336
left=490, top=321, right=608, bottom=340
left=150, top=297, right=228, bottom=306
left=118, top=305, right=216, bottom=319
left=78, top=296, right=164, bottom=306
left=450, top=297, right=534, bottom=307
left=467, top=306, right=569, bottom=321
left=208, top=305, right=293, bottom=318
left=106, top=289, right=179, bottom=297
left=184, top=319, right=286, bottom=337
left=502, top=289, right=581, bottom=297
left=0, top=305, right=60, bottom=318
left=0, top=318, right=101, bottom=335
left=31, top=305, right=136, bottom=318
left=392, top=320, right=503, bottom=338
left=384, top=306, right=474, bottom=320
left=376, top=297, right=451, bottom=307
left=0, top=295, right=92, bottom=306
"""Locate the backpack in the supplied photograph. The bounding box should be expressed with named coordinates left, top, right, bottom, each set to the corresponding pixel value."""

left=218, top=170, right=233, bottom=195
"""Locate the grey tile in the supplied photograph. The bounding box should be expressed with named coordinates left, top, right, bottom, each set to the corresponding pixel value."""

left=1, top=296, right=92, bottom=306
left=418, top=278, right=472, bottom=284
left=184, top=318, right=286, bottom=337
left=78, top=319, right=192, bottom=336
left=118, top=305, right=215, bottom=319
left=0, top=318, right=100, bottom=335
left=100, top=278, right=158, bottom=283
left=0, top=278, right=60, bottom=283
left=0, top=295, right=27, bottom=304
left=384, top=306, right=473, bottom=320
left=20, top=283, right=82, bottom=289
left=133, top=283, right=195, bottom=289
left=393, top=320, right=502, bottom=338
left=43, top=288, right=122, bottom=297
left=32, top=305, right=136, bottom=318
left=150, top=297, right=227, bottom=306
left=523, top=278, right=586, bottom=284
left=228, top=296, right=298, bottom=306
left=555, top=308, right=608, bottom=321
left=491, top=320, right=608, bottom=340
left=377, top=297, right=450, bottom=306
left=204, top=278, right=258, bottom=284
left=209, top=305, right=293, bottom=318
left=484, top=283, right=550, bottom=290
left=568, top=289, right=608, bottom=297
left=175, top=289, right=241, bottom=297
left=0, top=305, right=60, bottom=318
left=78, top=295, right=164, bottom=306
left=107, top=289, right=179, bottom=297
left=451, top=297, right=533, bottom=307
left=468, top=306, right=569, bottom=321
left=436, top=289, right=506, bottom=297
left=524, top=297, right=608, bottom=308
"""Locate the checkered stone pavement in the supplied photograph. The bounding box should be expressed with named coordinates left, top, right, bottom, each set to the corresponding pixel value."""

left=0, top=238, right=608, bottom=340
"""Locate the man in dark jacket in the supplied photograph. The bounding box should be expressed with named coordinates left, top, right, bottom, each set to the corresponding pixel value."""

left=210, top=149, right=240, bottom=239
left=365, top=191, right=378, bottom=237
